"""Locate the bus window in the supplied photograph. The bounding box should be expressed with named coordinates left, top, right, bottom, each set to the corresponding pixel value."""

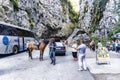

left=4, top=26, right=17, bottom=36
left=10, top=28, right=18, bottom=36
left=0, top=25, right=5, bottom=35
left=0, top=25, right=10, bottom=35
left=17, top=28, right=23, bottom=36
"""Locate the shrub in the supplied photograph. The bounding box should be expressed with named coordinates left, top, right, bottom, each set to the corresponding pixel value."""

left=108, top=21, right=120, bottom=39
left=29, top=19, right=34, bottom=29
left=91, top=37, right=109, bottom=47
left=61, top=23, right=77, bottom=36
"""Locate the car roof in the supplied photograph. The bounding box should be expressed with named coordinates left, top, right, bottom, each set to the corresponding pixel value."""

left=55, top=42, right=64, bottom=46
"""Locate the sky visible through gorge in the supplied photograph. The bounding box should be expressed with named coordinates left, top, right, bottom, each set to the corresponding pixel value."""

left=69, top=0, right=80, bottom=12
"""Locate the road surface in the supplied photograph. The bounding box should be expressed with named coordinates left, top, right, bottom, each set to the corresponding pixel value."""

left=0, top=45, right=94, bottom=80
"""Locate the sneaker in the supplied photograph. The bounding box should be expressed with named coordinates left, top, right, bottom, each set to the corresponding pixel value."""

left=78, top=69, right=83, bottom=71
left=53, top=62, right=56, bottom=65
left=84, top=69, right=87, bottom=71
left=53, top=61, right=56, bottom=65
left=50, top=61, right=53, bottom=64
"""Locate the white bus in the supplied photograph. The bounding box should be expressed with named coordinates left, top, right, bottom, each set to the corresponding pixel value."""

left=0, top=21, right=37, bottom=54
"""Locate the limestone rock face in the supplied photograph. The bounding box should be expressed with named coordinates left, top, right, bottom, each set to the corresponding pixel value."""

left=68, top=0, right=119, bottom=44
left=67, top=28, right=90, bottom=45
left=0, top=0, right=65, bottom=38
left=78, top=0, right=119, bottom=37
left=0, top=0, right=119, bottom=40
left=95, top=0, right=119, bottom=37
left=0, top=0, right=13, bottom=22
left=79, top=0, right=94, bottom=33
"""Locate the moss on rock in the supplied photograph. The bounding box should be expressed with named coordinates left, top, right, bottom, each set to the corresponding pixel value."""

left=61, top=0, right=79, bottom=23
left=10, top=0, right=19, bottom=11
left=29, top=19, right=34, bottom=30
left=25, top=8, right=32, bottom=17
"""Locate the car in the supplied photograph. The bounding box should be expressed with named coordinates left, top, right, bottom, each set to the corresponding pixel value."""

left=55, top=42, right=66, bottom=56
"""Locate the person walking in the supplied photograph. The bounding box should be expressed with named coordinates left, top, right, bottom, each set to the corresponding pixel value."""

left=106, top=41, right=111, bottom=51
left=97, top=40, right=102, bottom=48
left=77, top=40, right=87, bottom=71
left=89, top=40, right=95, bottom=51
left=64, top=40, right=68, bottom=48
left=117, top=40, right=120, bottom=53
left=112, top=40, right=115, bottom=51
left=71, top=41, right=78, bottom=61
left=49, top=38, right=56, bottom=65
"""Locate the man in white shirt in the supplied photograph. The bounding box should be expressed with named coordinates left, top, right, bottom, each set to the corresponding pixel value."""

left=77, top=40, right=87, bottom=71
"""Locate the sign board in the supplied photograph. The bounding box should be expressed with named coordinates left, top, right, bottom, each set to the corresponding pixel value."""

left=96, top=47, right=110, bottom=64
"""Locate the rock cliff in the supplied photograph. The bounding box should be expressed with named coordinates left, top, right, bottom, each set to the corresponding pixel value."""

left=0, top=0, right=119, bottom=41
left=68, top=0, right=119, bottom=44
left=0, top=0, right=66, bottom=38
left=78, top=0, right=119, bottom=37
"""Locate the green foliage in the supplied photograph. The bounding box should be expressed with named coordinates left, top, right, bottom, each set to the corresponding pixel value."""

left=10, top=0, right=19, bottom=11
left=61, top=23, right=77, bottom=36
left=62, top=6, right=67, bottom=14
left=91, top=37, right=108, bottom=47
left=100, top=38, right=108, bottom=47
left=61, top=0, right=67, bottom=14
left=29, top=19, right=34, bottom=30
left=91, top=37, right=100, bottom=46
left=108, top=21, right=120, bottom=39
left=89, top=0, right=108, bottom=34
left=25, top=8, right=32, bottom=17
left=61, top=0, right=79, bottom=23
left=68, top=1, right=79, bottom=23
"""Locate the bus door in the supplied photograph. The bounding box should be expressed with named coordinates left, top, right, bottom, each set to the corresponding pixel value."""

left=22, top=37, right=25, bottom=50
left=18, top=37, right=24, bottom=51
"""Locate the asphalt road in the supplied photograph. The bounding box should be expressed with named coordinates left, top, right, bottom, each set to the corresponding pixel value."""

left=0, top=46, right=94, bottom=80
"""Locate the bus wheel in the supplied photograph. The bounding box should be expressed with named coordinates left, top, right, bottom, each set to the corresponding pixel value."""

left=13, top=46, right=18, bottom=54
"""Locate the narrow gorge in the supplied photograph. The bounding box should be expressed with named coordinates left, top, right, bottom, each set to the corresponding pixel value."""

left=0, top=0, right=119, bottom=42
